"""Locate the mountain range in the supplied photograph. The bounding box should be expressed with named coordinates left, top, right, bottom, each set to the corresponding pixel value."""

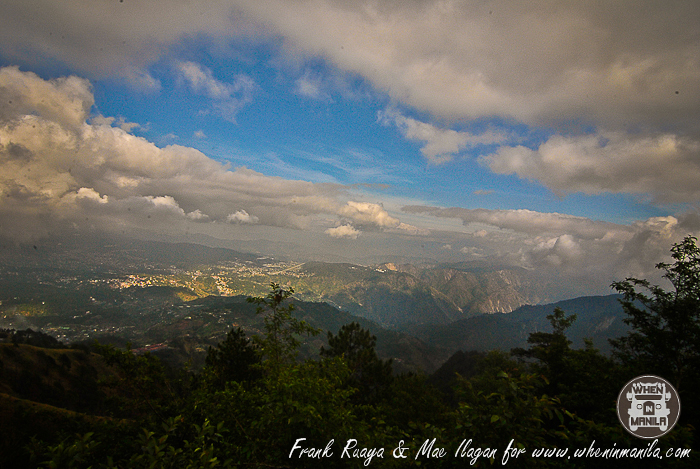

left=0, top=235, right=630, bottom=372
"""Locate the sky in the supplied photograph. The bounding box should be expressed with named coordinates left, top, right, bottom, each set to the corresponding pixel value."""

left=1, top=0, right=699, bottom=298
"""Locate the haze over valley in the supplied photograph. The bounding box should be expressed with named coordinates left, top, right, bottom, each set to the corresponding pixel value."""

left=0, top=236, right=630, bottom=373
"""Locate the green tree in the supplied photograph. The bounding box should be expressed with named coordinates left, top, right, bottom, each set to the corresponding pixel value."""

left=448, top=370, right=578, bottom=468
left=247, top=283, right=319, bottom=375
left=513, top=308, right=620, bottom=421
left=611, top=235, right=700, bottom=429
left=512, top=307, right=577, bottom=384
left=203, top=327, right=261, bottom=390
left=320, top=322, right=393, bottom=404
left=610, top=235, right=700, bottom=392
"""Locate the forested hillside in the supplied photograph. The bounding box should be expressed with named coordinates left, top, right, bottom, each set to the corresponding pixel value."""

left=0, top=235, right=551, bottom=332
left=0, top=238, right=698, bottom=468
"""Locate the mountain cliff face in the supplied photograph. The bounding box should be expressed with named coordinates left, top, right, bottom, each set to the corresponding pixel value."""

left=402, top=264, right=544, bottom=315
left=292, top=261, right=547, bottom=328
left=1, top=237, right=550, bottom=330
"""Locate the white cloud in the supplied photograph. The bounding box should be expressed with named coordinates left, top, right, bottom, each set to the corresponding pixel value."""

left=122, top=66, right=161, bottom=92
left=325, top=224, right=361, bottom=239
left=177, top=61, right=233, bottom=99
left=193, top=130, right=206, bottom=139
left=378, top=109, right=507, bottom=163
left=481, top=132, right=700, bottom=203
left=3, top=1, right=698, bottom=130
left=176, top=61, right=255, bottom=122
left=227, top=210, right=259, bottom=225
left=0, top=1, right=240, bottom=88
left=90, top=115, right=139, bottom=133
left=90, top=116, right=115, bottom=126
left=147, top=195, right=183, bottom=212
left=242, top=1, right=699, bottom=130
left=294, top=71, right=330, bottom=101
left=403, top=203, right=700, bottom=293
left=243, top=1, right=700, bottom=201
left=116, top=117, right=140, bottom=133
left=337, top=201, right=400, bottom=229
left=1, top=64, right=697, bottom=298
left=187, top=209, right=209, bottom=221
left=4, top=2, right=700, bottom=201
left=531, top=234, right=583, bottom=267
left=6, top=1, right=697, bottom=129
left=404, top=206, right=623, bottom=240
left=76, top=187, right=108, bottom=204
left=384, top=222, right=429, bottom=236
left=0, top=67, right=411, bottom=241
left=0, top=66, right=93, bottom=129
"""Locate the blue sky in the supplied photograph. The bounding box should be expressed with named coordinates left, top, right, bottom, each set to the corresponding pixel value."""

left=89, top=54, right=675, bottom=221
left=1, top=1, right=699, bottom=297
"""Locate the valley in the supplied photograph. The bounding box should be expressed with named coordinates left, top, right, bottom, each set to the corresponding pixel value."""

left=0, top=236, right=627, bottom=373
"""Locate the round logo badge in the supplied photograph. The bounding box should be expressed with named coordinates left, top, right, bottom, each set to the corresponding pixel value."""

left=617, top=375, right=681, bottom=439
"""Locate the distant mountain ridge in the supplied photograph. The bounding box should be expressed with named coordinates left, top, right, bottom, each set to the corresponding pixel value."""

left=404, top=294, right=629, bottom=354
left=0, top=235, right=637, bottom=381
left=385, top=261, right=545, bottom=313
left=0, top=235, right=263, bottom=273
left=292, top=261, right=547, bottom=328
left=2, top=235, right=556, bottom=329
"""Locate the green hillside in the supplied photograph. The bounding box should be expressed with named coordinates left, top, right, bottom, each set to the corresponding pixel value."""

left=0, top=280, right=696, bottom=468
left=1, top=238, right=551, bottom=332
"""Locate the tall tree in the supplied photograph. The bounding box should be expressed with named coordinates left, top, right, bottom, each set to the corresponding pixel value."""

left=513, top=307, right=620, bottom=421
left=203, top=327, right=261, bottom=389
left=320, top=322, right=392, bottom=404
left=610, top=235, right=700, bottom=392
left=247, top=283, right=319, bottom=375
left=512, top=307, right=577, bottom=376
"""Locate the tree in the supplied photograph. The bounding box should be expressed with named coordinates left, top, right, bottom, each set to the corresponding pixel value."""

left=611, top=235, right=700, bottom=430
left=610, top=235, right=700, bottom=392
left=512, top=307, right=576, bottom=385
left=203, top=327, right=261, bottom=389
left=320, top=322, right=393, bottom=404
left=513, top=308, right=620, bottom=421
left=512, top=308, right=574, bottom=387
left=449, top=370, right=581, bottom=463
left=247, top=283, right=319, bottom=375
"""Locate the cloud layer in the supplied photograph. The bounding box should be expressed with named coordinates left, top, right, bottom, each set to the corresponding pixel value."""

left=403, top=204, right=700, bottom=292
left=1, top=66, right=698, bottom=297
left=482, top=132, right=700, bottom=203
left=2, top=1, right=699, bottom=201
left=0, top=0, right=247, bottom=90
left=0, top=67, right=411, bottom=242
left=247, top=0, right=699, bottom=130
left=4, top=1, right=697, bottom=129
left=2, top=3, right=700, bottom=298
left=377, top=109, right=508, bottom=164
